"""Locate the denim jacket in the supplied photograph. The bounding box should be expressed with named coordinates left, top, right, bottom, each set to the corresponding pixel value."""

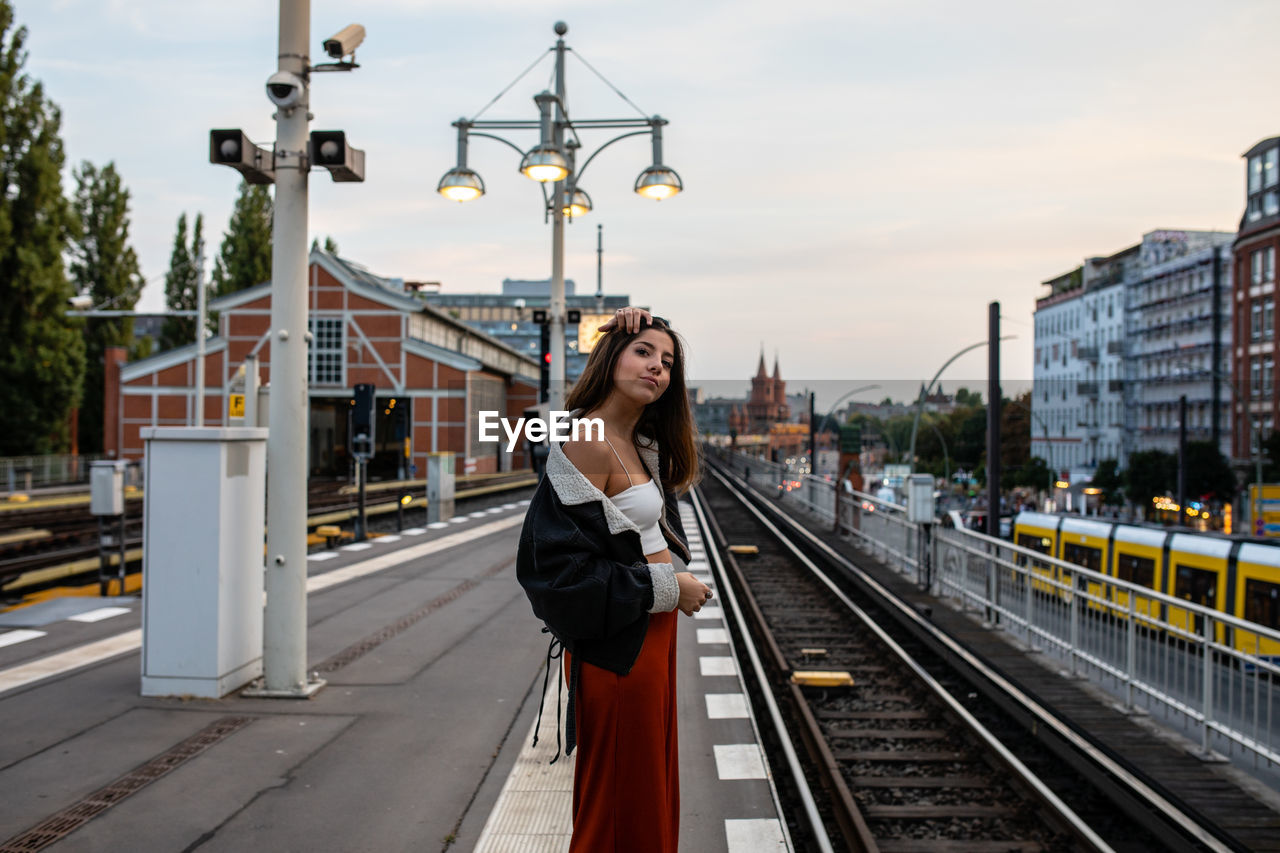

left=516, top=435, right=692, bottom=757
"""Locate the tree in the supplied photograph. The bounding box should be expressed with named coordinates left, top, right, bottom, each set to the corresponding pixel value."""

left=1183, top=441, right=1236, bottom=503
left=1091, top=458, right=1124, bottom=506
left=160, top=212, right=207, bottom=351
left=999, top=392, right=1032, bottom=489
left=69, top=161, right=143, bottom=453
left=954, top=387, right=983, bottom=406
left=311, top=234, right=338, bottom=254
left=0, top=4, right=84, bottom=454
left=1125, top=450, right=1176, bottom=516
left=211, top=182, right=272, bottom=297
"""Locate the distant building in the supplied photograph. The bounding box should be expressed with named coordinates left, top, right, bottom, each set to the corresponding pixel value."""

left=1130, top=230, right=1233, bottom=460
left=1233, top=137, right=1280, bottom=463
left=1034, top=229, right=1234, bottom=488
left=746, top=350, right=790, bottom=432
left=420, top=278, right=630, bottom=383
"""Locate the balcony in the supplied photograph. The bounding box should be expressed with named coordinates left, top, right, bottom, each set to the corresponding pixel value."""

left=1078, top=346, right=1099, bottom=362
left=1108, top=379, right=1124, bottom=393
left=1077, top=381, right=1099, bottom=397
left=1107, top=340, right=1122, bottom=355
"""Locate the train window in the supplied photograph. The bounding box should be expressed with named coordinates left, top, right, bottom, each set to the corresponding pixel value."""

left=1115, top=553, right=1156, bottom=588
left=1244, top=579, right=1280, bottom=630
left=1174, top=565, right=1217, bottom=606
left=1016, top=534, right=1051, bottom=555
left=1062, top=543, right=1102, bottom=572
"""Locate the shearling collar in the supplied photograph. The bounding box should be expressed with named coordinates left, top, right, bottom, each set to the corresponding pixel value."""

left=545, top=435, right=663, bottom=538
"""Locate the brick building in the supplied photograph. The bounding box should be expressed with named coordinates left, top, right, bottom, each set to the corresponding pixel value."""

left=106, top=250, right=541, bottom=479
left=1233, top=137, right=1280, bottom=462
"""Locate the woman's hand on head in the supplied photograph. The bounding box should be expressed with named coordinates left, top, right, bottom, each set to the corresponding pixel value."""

left=598, top=306, right=652, bottom=335
left=676, top=571, right=713, bottom=616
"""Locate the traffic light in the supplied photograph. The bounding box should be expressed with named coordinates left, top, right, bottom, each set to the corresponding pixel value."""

left=209, top=129, right=275, bottom=184
left=352, top=383, right=376, bottom=457
left=310, top=130, right=366, bottom=182
left=539, top=322, right=551, bottom=403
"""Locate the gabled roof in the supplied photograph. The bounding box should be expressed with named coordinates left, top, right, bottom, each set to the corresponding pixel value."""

left=205, top=249, right=538, bottom=375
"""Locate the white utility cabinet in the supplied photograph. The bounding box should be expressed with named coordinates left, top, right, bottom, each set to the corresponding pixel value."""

left=906, top=473, right=936, bottom=524
left=140, top=427, right=267, bottom=698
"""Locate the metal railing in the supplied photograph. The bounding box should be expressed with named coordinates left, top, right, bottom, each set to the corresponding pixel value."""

left=715, top=447, right=1280, bottom=770
left=1, top=454, right=108, bottom=493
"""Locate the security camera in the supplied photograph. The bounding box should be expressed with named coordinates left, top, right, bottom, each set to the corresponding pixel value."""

left=323, top=24, right=365, bottom=59
left=265, top=70, right=306, bottom=110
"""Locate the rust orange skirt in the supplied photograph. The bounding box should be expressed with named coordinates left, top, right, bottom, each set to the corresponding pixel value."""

left=564, top=609, right=679, bottom=852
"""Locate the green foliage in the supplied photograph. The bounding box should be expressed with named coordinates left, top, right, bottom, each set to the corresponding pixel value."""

left=0, top=4, right=84, bottom=454
left=999, top=391, right=1032, bottom=489
left=311, top=234, right=339, bottom=254
left=160, top=212, right=207, bottom=351
left=70, top=161, right=143, bottom=453
left=954, top=387, right=983, bottom=406
left=1125, top=450, right=1176, bottom=514
left=1091, top=458, right=1124, bottom=506
left=1016, top=456, right=1054, bottom=491
left=211, top=182, right=272, bottom=297
left=1183, top=441, right=1236, bottom=503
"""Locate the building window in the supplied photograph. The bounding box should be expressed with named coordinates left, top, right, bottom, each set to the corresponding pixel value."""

left=1252, top=359, right=1262, bottom=398
left=309, top=316, right=343, bottom=385
left=1267, top=147, right=1279, bottom=188
left=1251, top=154, right=1264, bottom=193
left=1269, top=192, right=1280, bottom=218
left=1266, top=358, right=1275, bottom=401
left=1252, top=302, right=1263, bottom=341
left=1267, top=298, right=1276, bottom=338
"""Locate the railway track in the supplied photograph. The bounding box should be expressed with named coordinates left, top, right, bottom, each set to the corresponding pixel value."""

left=693, top=458, right=1220, bottom=852
left=0, top=471, right=536, bottom=594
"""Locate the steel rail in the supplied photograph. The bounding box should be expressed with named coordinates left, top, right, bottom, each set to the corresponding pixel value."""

left=717, top=458, right=1237, bottom=853
left=709, top=461, right=1116, bottom=852
left=689, top=487, right=829, bottom=853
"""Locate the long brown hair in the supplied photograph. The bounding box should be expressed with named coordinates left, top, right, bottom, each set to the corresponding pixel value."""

left=566, top=317, right=700, bottom=495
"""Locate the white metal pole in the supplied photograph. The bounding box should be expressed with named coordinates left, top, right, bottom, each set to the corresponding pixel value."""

left=194, top=244, right=206, bottom=427
left=261, top=0, right=319, bottom=697
left=549, top=27, right=567, bottom=412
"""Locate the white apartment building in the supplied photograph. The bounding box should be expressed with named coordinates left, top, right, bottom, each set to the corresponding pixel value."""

left=1033, top=249, right=1131, bottom=488
left=1128, top=230, right=1234, bottom=460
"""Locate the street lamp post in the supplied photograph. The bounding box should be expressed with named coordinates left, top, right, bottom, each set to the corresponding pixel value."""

left=906, top=336, right=1016, bottom=473
left=438, top=22, right=682, bottom=411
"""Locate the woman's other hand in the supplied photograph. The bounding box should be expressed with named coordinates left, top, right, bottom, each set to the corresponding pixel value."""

left=598, top=306, right=652, bottom=335
left=676, top=571, right=713, bottom=616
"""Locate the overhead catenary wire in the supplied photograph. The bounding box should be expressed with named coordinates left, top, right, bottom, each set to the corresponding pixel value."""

left=568, top=48, right=651, bottom=119
left=469, top=48, right=555, bottom=122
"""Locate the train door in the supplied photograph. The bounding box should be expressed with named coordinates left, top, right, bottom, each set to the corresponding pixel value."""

left=1015, top=532, right=1053, bottom=594
left=1170, top=564, right=1219, bottom=637
left=1234, top=544, right=1280, bottom=660
left=1165, top=535, right=1230, bottom=641
left=1113, top=550, right=1159, bottom=619
left=1062, top=541, right=1102, bottom=606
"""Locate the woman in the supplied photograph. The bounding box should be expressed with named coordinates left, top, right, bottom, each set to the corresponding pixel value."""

left=516, top=306, right=710, bottom=852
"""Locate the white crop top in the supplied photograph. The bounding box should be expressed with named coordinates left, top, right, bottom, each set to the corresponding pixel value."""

left=602, top=436, right=667, bottom=555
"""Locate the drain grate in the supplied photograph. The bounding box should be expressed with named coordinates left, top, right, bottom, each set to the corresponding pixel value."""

left=315, top=558, right=512, bottom=674
left=0, top=715, right=254, bottom=853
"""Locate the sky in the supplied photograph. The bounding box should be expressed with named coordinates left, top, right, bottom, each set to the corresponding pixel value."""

left=14, top=0, right=1279, bottom=410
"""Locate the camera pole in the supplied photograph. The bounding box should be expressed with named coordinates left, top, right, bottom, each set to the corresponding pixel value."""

left=259, top=0, right=323, bottom=698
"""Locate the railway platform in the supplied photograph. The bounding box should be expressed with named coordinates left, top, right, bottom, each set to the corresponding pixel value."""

left=0, top=493, right=787, bottom=852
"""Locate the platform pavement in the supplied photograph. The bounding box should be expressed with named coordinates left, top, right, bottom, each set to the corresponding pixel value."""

left=0, top=497, right=789, bottom=852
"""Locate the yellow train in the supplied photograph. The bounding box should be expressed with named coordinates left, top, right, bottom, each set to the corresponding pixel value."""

left=1013, top=512, right=1280, bottom=659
